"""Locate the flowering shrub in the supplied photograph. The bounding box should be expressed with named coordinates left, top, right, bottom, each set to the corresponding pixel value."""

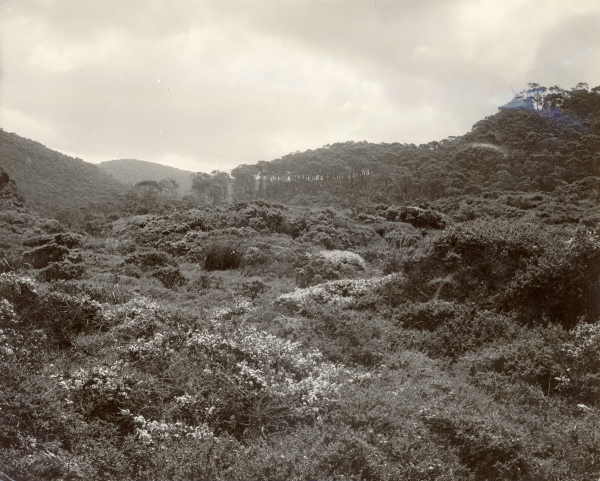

left=210, top=298, right=254, bottom=321
left=104, top=297, right=163, bottom=339
left=124, top=332, right=173, bottom=362
left=130, top=413, right=214, bottom=444
left=557, top=320, right=600, bottom=402
left=383, top=223, right=421, bottom=249
left=183, top=324, right=370, bottom=434
left=320, top=249, right=365, bottom=267
left=0, top=272, right=38, bottom=308
left=36, top=291, right=106, bottom=335
left=0, top=327, right=21, bottom=359
left=277, top=276, right=397, bottom=312
left=59, top=361, right=136, bottom=422
left=295, top=250, right=367, bottom=287
left=0, top=298, right=16, bottom=324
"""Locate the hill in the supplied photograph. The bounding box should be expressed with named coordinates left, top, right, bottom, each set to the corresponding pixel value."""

left=98, top=158, right=194, bottom=196
left=187, top=84, right=597, bottom=208
left=227, top=107, right=599, bottom=205
left=0, top=129, right=126, bottom=216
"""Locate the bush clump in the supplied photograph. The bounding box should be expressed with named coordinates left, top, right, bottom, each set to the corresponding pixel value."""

left=204, top=242, right=242, bottom=271
left=377, top=205, right=447, bottom=229
left=124, top=249, right=175, bottom=270
left=0, top=272, right=38, bottom=309
left=295, top=250, right=366, bottom=288
left=38, top=261, right=85, bottom=281
left=23, top=231, right=83, bottom=249
left=423, top=411, right=532, bottom=480
left=151, top=267, right=187, bottom=289
left=23, top=243, right=70, bottom=268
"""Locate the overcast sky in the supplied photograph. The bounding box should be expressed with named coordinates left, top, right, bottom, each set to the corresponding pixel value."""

left=1, top=0, right=599, bottom=172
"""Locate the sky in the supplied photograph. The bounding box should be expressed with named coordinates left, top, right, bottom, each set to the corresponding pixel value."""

left=1, top=0, right=599, bottom=172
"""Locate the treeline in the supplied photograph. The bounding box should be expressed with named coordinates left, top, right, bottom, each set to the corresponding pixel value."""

left=187, top=83, right=600, bottom=207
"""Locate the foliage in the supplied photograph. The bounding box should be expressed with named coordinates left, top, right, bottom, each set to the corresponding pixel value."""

left=295, top=250, right=366, bottom=287
left=0, top=129, right=126, bottom=216
left=37, top=261, right=85, bottom=281
left=204, top=242, right=242, bottom=271
left=124, top=249, right=176, bottom=270
left=150, top=266, right=187, bottom=289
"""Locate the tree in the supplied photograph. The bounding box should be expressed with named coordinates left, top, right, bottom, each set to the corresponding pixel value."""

left=191, top=171, right=231, bottom=205
left=524, top=82, right=547, bottom=111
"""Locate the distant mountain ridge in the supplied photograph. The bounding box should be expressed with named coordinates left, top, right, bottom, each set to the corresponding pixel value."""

left=98, top=159, right=194, bottom=196
left=0, top=129, right=126, bottom=216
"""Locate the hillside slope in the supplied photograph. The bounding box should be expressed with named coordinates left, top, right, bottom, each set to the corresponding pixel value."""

left=98, top=158, right=194, bottom=196
left=0, top=130, right=126, bottom=216
left=218, top=86, right=600, bottom=206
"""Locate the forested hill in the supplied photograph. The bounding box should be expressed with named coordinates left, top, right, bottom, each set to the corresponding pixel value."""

left=0, top=130, right=126, bottom=216
left=98, top=159, right=194, bottom=196
left=223, top=84, right=600, bottom=206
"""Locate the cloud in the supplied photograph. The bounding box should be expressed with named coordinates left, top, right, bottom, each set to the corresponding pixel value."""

left=1, top=0, right=599, bottom=172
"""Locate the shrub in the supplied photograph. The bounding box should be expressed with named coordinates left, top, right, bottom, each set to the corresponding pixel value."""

left=379, top=205, right=447, bottom=229
left=124, top=249, right=175, bottom=270
left=26, top=291, right=107, bottom=345
left=38, top=261, right=85, bottom=281
left=0, top=252, right=25, bottom=273
left=240, top=277, right=268, bottom=299
left=295, top=255, right=344, bottom=288
left=58, top=361, right=137, bottom=425
left=151, top=267, right=187, bottom=289
left=396, top=219, right=592, bottom=325
left=502, top=228, right=600, bottom=327
left=181, top=324, right=367, bottom=437
left=23, top=231, right=83, bottom=249
left=277, top=276, right=397, bottom=313
left=295, top=250, right=366, bottom=288
left=557, top=320, right=600, bottom=403
left=297, top=306, right=390, bottom=366
left=394, top=300, right=464, bottom=331
left=418, top=309, right=520, bottom=359
left=0, top=272, right=38, bottom=309
left=319, top=249, right=366, bottom=269
left=23, top=243, right=70, bottom=268
left=105, top=297, right=164, bottom=339
left=0, top=298, right=16, bottom=325
left=188, top=273, right=223, bottom=292
left=466, top=326, right=568, bottom=395
left=240, top=246, right=270, bottom=268
left=204, top=242, right=242, bottom=271
left=383, top=223, right=421, bottom=248
left=423, top=412, right=532, bottom=480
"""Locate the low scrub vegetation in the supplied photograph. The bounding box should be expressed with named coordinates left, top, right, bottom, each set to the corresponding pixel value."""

left=2, top=192, right=599, bottom=480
